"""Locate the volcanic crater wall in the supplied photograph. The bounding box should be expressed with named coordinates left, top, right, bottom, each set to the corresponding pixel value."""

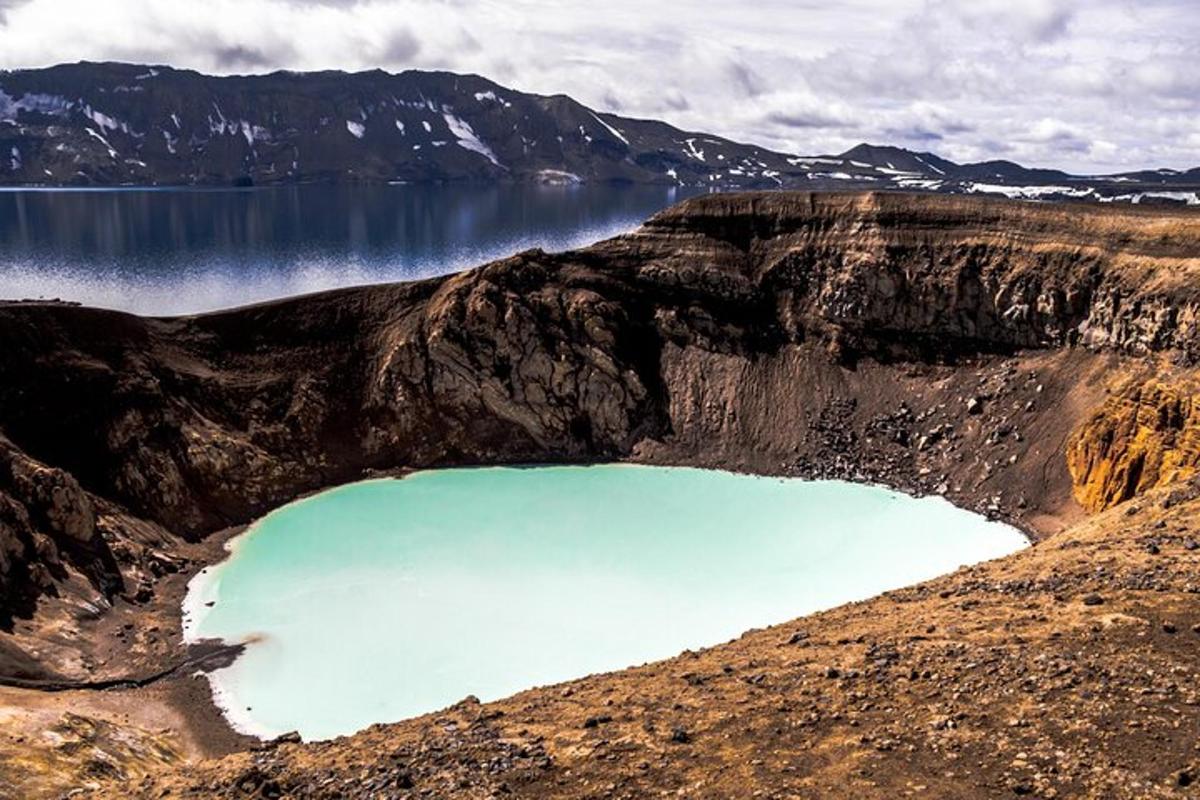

left=2, top=191, right=1200, bottom=641
left=1068, top=377, right=1200, bottom=511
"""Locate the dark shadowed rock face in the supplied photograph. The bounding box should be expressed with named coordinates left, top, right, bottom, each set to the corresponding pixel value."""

left=1, top=191, right=1199, bottom=643
left=0, top=440, right=103, bottom=617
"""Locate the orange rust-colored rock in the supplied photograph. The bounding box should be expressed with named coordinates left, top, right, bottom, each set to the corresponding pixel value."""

left=1068, top=375, right=1200, bottom=511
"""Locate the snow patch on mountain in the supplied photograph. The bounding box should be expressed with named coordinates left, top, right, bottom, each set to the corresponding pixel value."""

left=590, top=112, right=628, bottom=146
left=967, top=183, right=1095, bottom=200
left=893, top=177, right=944, bottom=190
left=208, top=104, right=229, bottom=136
left=1099, top=191, right=1200, bottom=206
left=83, top=107, right=122, bottom=133
left=789, top=157, right=843, bottom=166
left=473, top=90, right=511, bottom=107
left=442, top=113, right=501, bottom=167
left=84, top=128, right=118, bottom=159
left=0, top=89, right=73, bottom=120
left=811, top=171, right=858, bottom=181
left=915, top=155, right=945, bottom=176
left=536, top=169, right=581, bottom=184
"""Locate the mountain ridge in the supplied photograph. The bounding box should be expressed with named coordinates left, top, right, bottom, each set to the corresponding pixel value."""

left=0, top=62, right=1198, bottom=204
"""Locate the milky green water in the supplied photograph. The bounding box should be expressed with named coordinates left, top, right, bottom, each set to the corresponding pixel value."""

left=183, top=465, right=1027, bottom=741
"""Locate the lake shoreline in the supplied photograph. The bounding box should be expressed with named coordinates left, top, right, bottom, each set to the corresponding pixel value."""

left=180, top=464, right=1027, bottom=741
left=21, top=433, right=1056, bottom=761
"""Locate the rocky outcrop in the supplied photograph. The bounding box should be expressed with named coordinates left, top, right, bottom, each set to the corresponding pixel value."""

left=362, top=259, right=666, bottom=464
left=1, top=191, right=1198, bottom=633
left=1068, top=377, right=1200, bottom=511
left=635, top=193, right=1200, bottom=358
left=0, top=438, right=109, bottom=619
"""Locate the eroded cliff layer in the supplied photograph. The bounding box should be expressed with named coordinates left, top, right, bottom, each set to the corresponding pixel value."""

left=1068, top=376, right=1200, bottom=511
left=2, top=192, right=1200, bottom=798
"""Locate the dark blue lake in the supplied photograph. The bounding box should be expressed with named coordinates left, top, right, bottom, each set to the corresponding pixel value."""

left=0, top=184, right=695, bottom=315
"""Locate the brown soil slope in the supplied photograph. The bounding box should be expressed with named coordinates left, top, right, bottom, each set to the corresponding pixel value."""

left=1, top=192, right=1199, bottom=798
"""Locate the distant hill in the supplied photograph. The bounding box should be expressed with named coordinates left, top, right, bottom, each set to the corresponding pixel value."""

left=0, top=62, right=1197, bottom=204
left=813, top=143, right=1199, bottom=205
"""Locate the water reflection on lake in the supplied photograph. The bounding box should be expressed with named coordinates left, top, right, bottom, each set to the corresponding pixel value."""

left=0, top=183, right=696, bottom=315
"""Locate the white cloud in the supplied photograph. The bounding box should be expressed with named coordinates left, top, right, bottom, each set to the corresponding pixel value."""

left=0, top=0, right=1195, bottom=173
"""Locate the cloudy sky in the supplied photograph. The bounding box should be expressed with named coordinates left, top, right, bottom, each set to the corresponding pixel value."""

left=0, top=0, right=1196, bottom=173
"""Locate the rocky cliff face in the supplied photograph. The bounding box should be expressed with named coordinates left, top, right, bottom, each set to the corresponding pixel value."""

left=0, top=439, right=99, bottom=613
left=635, top=193, right=1200, bottom=358
left=1, top=191, right=1199, bottom=655
left=1068, top=377, right=1200, bottom=511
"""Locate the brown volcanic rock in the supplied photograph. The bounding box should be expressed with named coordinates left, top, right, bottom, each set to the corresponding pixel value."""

left=362, top=256, right=665, bottom=463
left=635, top=192, right=1200, bottom=357
left=1, top=192, right=1200, bottom=797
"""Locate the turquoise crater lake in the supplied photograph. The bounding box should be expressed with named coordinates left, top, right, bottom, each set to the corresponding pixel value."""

left=183, top=465, right=1027, bottom=741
